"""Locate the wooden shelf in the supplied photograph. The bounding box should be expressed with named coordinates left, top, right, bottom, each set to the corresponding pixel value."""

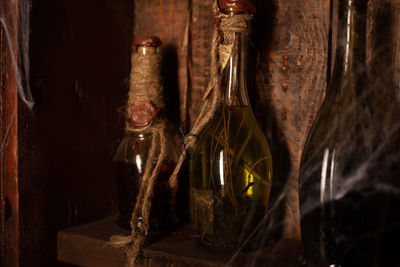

left=57, top=216, right=300, bottom=266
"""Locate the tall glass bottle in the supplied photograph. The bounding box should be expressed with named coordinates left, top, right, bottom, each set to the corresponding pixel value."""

left=299, top=0, right=400, bottom=266
left=189, top=0, right=273, bottom=250
left=114, top=36, right=178, bottom=230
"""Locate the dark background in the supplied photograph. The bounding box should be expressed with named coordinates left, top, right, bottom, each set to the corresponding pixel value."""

left=20, top=1, right=133, bottom=265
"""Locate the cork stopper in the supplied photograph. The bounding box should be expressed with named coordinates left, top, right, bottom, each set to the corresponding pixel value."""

left=219, top=0, right=256, bottom=15
left=134, top=36, right=162, bottom=47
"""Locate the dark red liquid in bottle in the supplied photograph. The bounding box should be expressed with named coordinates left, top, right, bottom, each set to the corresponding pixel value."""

left=117, top=162, right=176, bottom=230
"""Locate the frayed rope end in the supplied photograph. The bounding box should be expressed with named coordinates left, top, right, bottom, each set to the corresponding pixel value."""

left=109, top=234, right=133, bottom=248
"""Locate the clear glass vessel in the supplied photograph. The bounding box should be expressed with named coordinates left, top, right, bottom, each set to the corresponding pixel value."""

left=189, top=7, right=273, bottom=250
left=115, top=132, right=177, bottom=230
left=114, top=39, right=178, bottom=231
left=299, top=1, right=400, bottom=266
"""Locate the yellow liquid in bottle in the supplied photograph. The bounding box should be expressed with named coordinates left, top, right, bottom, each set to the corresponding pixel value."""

left=190, top=104, right=273, bottom=250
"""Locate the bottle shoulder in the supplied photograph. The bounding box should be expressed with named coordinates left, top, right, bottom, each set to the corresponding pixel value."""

left=300, top=84, right=398, bottom=176
left=194, top=105, right=271, bottom=156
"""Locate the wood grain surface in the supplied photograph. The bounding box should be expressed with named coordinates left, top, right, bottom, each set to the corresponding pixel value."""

left=188, top=0, right=213, bottom=126
left=20, top=0, right=135, bottom=265
left=0, top=0, right=20, bottom=265
left=58, top=216, right=301, bottom=267
left=367, top=0, right=400, bottom=100
left=254, top=0, right=330, bottom=240
left=392, top=0, right=400, bottom=96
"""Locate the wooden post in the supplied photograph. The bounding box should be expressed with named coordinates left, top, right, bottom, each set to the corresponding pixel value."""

left=0, top=0, right=19, bottom=265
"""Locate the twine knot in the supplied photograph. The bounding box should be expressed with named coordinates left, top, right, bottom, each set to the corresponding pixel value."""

left=183, top=134, right=198, bottom=150
left=220, top=14, right=252, bottom=33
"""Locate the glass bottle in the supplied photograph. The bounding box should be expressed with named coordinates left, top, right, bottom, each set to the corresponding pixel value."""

left=114, top=36, right=178, bottom=230
left=189, top=0, right=273, bottom=250
left=299, top=0, right=400, bottom=266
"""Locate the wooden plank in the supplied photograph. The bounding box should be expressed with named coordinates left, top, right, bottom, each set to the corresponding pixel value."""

left=58, top=216, right=127, bottom=267
left=20, top=0, right=135, bottom=265
left=0, top=0, right=19, bottom=265
left=57, top=217, right=300, bottom=267
left=133, top=0, right=190, bottom=127
left=0, top=18, right=5, bottom=264
left=367, top=0, right=400, bottom=100
left=392, top=0, right=400, bottom=97
left=143, top=227, right=300, bottom=267
left=253, top=0, right=330, bottom=240
left=188, top=0, right=213, bottom=126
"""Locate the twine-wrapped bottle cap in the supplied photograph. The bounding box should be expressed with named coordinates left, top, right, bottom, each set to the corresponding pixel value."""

left=219, top=0, right=256, bottom=15
left=128, top=36, right=163, bottom=129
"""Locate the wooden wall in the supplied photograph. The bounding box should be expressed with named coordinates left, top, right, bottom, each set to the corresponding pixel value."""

left=0, top=0, right=397, bottom=265
left=20, top=1, right=134, bottom=265
left=1, top=1, right=20, bottom=265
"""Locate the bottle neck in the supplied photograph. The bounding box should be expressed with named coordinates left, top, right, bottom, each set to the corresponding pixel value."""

left=136, top=46, right=159, bottom=55
left=128, top=45, right=161, bottom=129
left=331, top=0, right=367, bottom=88
left=221, top=28, right=251, bottom=107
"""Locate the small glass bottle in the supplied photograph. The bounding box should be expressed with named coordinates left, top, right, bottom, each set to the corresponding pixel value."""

left=189, top=0, right=273, bottom=250
left=299, top=0, right=400, bottom=266
left=114, top=36, right=178, bottom=230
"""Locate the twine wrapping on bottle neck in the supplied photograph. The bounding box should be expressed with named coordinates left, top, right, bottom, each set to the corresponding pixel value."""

left=168, top=2, right=252, bottom=190
left=110, top=48, right=168, bottom=267
left=126, top=53, right=164, bottom=132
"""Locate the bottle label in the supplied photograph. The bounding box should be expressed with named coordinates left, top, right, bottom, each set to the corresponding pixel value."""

left=191, top=188, right=214, bottom=235
left=130, top=102, right=158, bottom=127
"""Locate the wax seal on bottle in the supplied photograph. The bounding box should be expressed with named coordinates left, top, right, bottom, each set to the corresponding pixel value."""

left=130, top=102, right=158, bottom=127
left=219, top=0, right=256, bottom=14
left=133, top=36, right=162, bottom=47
